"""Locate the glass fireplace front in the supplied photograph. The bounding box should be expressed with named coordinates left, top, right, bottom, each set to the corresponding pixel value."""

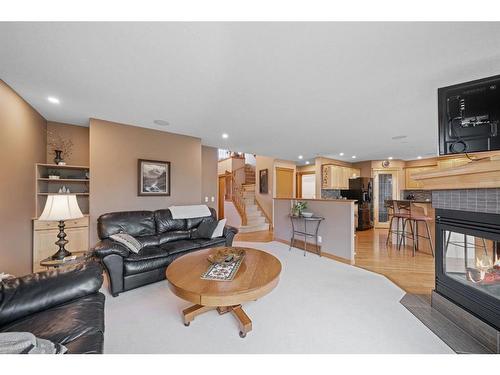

left=436, top=209, right=500, bottom=330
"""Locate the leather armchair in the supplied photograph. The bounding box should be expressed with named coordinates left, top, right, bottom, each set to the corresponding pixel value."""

left=93, top=207, right=238, bottom=297
left=0, top=262, right=105, bottom=354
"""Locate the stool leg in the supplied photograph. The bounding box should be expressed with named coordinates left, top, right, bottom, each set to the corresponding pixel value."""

left=398, top=219, right=407, bottom=251
left=408, top=220, right=416, bottom=256
left=424, top=221, right=434, bottom=258
left=415, top=221, right=419, bottom=252
left=386, top=216, right=394, bottom=246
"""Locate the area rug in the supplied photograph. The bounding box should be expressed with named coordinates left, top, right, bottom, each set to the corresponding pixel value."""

left=102, top=240, right=453, bottom=354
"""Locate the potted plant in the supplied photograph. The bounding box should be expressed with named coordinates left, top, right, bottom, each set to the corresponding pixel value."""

left=292, top=201, right=308, bottom=216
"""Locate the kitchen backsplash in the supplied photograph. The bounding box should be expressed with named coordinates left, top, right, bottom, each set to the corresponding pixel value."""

left=401, top=190, right=432, bottom=201
left=321, top=189, right=342, bottom=199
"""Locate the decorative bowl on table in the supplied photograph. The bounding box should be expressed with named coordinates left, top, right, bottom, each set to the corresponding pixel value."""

left=301, top=212, right=313, bottom=218
left=207, top=247, right=246, bottom=264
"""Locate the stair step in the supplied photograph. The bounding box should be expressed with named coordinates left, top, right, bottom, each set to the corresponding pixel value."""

left=246, top=217, right=266, bottom=225
left=238, top=223, right=270, bottom=233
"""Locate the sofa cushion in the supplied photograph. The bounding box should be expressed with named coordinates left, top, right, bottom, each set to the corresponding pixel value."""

left=64, top=331, right=103, bottom=354
left=191, top=238, right=227, bottom=249
left=155, top=209, right=186, bottom=233
left=159, top=240, right=201, bottom=256
left=126, top=246, right=169, bottom=262
left=158, top=230, right=191, bottom=245
left=0, top=293, right=105, bottom=353
left=136, top=235, right=160, bottom=248
left=98, top=211, right=156, bottom=239
left=191, top=220, right=219, bottom=239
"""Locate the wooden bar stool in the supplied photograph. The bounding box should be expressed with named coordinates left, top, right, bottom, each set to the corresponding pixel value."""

left=399, top=202, right=434, bottom=257
left=385, top=200, right=410, bottom=248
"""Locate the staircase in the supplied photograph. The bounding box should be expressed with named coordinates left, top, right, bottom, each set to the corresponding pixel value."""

left=238, top=183, right=270, bottom=233
left=230, top=163, right=270, bottom=233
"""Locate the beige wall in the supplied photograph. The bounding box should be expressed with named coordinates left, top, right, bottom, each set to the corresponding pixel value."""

left=352, top=161, right=372, bottom=178
left=0, top=80, right=47, bottom=275
left=201, top=145, right=218, bottom=212
left=89, top=119, right=203, bottom=244
left=46, top=122, right=89, bottom=166
left=255, top=155, right=275, bottom=223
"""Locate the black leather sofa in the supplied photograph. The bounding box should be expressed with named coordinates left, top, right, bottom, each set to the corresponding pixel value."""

left=0, top=262, right=105, bottom=354
left=93, top=207, right=238, bottom=297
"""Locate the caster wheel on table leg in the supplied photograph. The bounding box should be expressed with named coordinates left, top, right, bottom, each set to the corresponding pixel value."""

left=184, top=322, right=190, bottom=327
left=239, top=331, right=246, bottom=338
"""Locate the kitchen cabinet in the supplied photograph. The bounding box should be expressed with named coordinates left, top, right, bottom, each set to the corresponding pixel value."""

left=322, top=165, right=361, bottom=189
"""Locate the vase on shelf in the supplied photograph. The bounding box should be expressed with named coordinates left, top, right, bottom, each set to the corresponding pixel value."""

left=53, top=150, right=63, bottom=165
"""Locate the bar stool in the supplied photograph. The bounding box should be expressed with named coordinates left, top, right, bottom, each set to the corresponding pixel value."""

left=386, top=200, right=410, bottom=248
left=398, top=202, right=434, bottom=257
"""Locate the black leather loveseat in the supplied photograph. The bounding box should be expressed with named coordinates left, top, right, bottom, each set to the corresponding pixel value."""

left=0, top=262, right=105, bottom=354
left=93, top=207, right=238, bottom=296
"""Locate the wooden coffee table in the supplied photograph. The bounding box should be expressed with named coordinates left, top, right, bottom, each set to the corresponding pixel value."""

left=166, top=247, right=281, bottom=338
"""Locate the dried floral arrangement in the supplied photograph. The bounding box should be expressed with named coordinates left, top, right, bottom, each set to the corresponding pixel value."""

left=46, top=129, right=73, bottom=159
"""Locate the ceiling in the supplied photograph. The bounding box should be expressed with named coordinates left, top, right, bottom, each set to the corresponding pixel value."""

left=2, top=22, right=500, bottom=163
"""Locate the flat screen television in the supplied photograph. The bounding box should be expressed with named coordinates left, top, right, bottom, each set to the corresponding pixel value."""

left=438, top=74, right=500, bottom=155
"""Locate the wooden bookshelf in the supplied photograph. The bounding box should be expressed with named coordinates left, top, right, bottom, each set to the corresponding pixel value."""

left=35, top=163, right=90, bottom=217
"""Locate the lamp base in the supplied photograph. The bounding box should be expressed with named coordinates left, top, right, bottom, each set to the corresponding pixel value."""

left=51, top=220, right=72, bottom=260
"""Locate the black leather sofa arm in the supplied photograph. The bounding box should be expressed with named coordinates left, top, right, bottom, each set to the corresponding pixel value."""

left=93, top=239, right=130, bottom=258
left=223, top=225, right=238, bottom=246
left=0, top=262, right=103, bottom=327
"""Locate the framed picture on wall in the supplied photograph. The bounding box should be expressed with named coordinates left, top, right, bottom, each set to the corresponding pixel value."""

left=259, top=168, right=268, bottom=194
left=138, top=159, right=171, bottom=196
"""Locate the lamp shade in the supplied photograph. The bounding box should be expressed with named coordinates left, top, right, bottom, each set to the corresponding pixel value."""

left=38, top=194, right=84, bottom=221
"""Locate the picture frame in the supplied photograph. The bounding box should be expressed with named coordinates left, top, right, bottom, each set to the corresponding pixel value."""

left=138, top=159, right=171, bottom=196
left=259, top=168, right=268, bottom=194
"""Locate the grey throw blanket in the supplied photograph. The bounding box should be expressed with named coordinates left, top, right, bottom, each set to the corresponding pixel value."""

left=0, top=332, right=67, bottom=354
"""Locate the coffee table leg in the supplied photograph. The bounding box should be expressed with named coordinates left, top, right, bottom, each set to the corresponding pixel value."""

left=231, top=305, right=252, bottom=338
left=182, top=304, right=215, bottom=326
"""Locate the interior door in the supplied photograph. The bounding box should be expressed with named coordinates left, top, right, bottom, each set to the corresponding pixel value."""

left=218, top=175, right=226, bottom=219
left=275, top=167, right=294, bottom=198
left=373, top=170, right=398, bottom=228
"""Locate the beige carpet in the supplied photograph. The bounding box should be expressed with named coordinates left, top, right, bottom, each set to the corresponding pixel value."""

left=102, top=241, right=453, bottom=353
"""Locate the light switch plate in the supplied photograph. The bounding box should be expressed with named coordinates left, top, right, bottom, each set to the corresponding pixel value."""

left=204, top=196, right=209, bottom=202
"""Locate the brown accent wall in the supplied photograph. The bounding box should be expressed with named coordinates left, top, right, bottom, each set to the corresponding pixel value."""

left=0, top=80, right=47, bottom=275
left=89, top=119, right=202, bottom=244
left=201, top=145, right=218, bottom=213
left=46, top=122, right=89, bottom=166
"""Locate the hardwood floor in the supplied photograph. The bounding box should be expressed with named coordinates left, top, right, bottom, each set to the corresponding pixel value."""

left=354, top=228, right=435, bottom=295
left=235, top=227, right=435, bottom=295
left=235, top=229, right=274, bottom=242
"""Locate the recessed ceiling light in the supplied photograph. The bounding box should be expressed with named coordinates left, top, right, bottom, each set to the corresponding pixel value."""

left=47, top=96, right=60, bottom=104
left=222, top=133, right=229, bottom=139
left=153, top=120, right=169, bottom=126
left=298, top=155, right=303, bottom=160
left=417, top=156, right=423, bottom=159
left=305, top=161, right=310, bottom=165
left=339, top=152, right=344, bottom=156
left=392, top=135, right=407, bottom=140
left=388, top=156, right=393, bottom=160
left=351, top=155, right=357, bottom=159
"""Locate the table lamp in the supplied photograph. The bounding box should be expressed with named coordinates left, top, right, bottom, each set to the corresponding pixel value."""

left=38, top=194, right=84, bottom=260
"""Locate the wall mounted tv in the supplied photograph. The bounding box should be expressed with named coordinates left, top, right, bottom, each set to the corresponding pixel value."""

left=438, top=74, right=500, bottom=155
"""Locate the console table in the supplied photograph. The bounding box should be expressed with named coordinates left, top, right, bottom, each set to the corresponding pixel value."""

left=289, top=215, right=325, bottom=256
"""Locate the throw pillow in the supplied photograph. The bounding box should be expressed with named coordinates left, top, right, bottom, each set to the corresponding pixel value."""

left=192, top=220, right=219, bottom=239
left=211, top=218, right=227, bottom=238
left=109, top=233, right=142, bottom=254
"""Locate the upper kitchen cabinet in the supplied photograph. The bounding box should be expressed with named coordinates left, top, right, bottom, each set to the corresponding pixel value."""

left=322, top=164, right=361, bottom=189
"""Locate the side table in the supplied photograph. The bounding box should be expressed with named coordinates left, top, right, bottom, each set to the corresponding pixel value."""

left=289, top=215, right=325, bottom=256
left=40, top=251, right=92, bottom=270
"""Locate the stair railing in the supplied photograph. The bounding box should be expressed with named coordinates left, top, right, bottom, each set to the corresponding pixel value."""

left=230, top=166, right=247, bottom=225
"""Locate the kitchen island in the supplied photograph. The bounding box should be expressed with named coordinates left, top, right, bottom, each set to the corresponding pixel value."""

left=273, top=198, right=356, bottom=263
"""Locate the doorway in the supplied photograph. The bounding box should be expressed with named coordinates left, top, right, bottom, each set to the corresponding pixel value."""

left=275, top=167, right=294, bottom=198
left=373, top=170, right=398, bottom=228
left=296, top=171, right=315, bottom=198
left=218, top=175, right=226, bottom=219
